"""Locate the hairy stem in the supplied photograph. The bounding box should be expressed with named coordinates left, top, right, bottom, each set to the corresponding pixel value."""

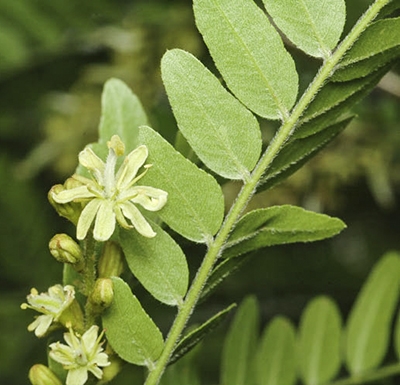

left=144, top=0, right=389, bottom=383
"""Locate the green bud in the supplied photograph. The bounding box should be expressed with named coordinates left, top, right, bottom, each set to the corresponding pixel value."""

left=99, top=349, right=124, bottom=384
left=90, top=278, right=114, bottom=312
left=98, top=241, right=124, bottom=278
left=49, top=234, right=83, bottom=269
left=58, top=298, right=85, bottom=333
left=28, top=364, right=62, bottom=385
left=63, top=176, right=83, bottom=190
left=48, top=183, right=81, bottom=225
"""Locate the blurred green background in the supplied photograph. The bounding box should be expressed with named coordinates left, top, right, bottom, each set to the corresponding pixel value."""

left=1, top=0, right=400, bottom=384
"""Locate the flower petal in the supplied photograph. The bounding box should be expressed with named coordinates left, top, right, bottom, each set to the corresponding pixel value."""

left=79, top=147, right=105, bottom=186
left=93, top=200, right=116, bottom=242
left=119, top=201, right=156, bottom=237
left=52, top=186, right=96, bottom=203
left=28, top=314, right=53, bottom=337
left=49, top=341, right=75, bottom=366
left=79, top=147, right=105, bottom=173
left=66, top=367, right=88, bottom=385
left=115, top=145, right=148, bottom=191
left=77, top=199, right=102, bottom=240
left=64, top=329, right=81, bottom=349
left=88, top=365, right=104, bottom=379
left=81, top=325, right=99, bottom=353
left=114, top=204, right=132, bottom=229
left=94, top=352, right=110, bottom=367
left=128, top=186, right=168, bottom=211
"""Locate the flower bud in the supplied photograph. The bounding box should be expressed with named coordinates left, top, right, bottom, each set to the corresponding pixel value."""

left=28, top=364, right=62, bottom=385
left=98, top=241, right=124, bottom=278
left=63, top=176, right=83, bottom=190
left=89, top=278, right=114, bottom=312
left=99, top=350, right=124, bottom=384
left=49, top=234, right=83, bottom=269
left=58, top=298, right=85, bottom=333
left=48, top=184, right=81, bottom=225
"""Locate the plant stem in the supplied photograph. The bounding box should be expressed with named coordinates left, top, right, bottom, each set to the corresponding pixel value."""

left=144, top=0, right=390, bottom=383
left=83, top=233, right=98, bottom=329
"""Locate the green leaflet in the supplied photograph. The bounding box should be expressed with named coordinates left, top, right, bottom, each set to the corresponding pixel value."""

left=193, top=0, right=298, bottom=120
left=120, top=223, right=188, bottom=307
left=224, top=205, right=346, bottom=259
left=102, top=277, right=164, bottom=367
left=138, top=125, right=224, bottom=243
left=170, top=304, right=236, bottom=365
left=161, top=49, right=262, bottom=180
left=345, top=252, right=400, bottom=375
left=297, top=68, right=388, bottom=135
left=98, top=78, right=148, bottom=153
left=298, top=296, right=342, bottom=385
left=259, top=116, right=353, bottom=192
left=255, top=316, right=296, bottom=385
left=173, top=130, right=199, bottom=164
left=333, top=17, right=400, bottom=82
left=263, top=0, right=346, bottom=58
left=76, top=79, right=149, bottom=177
left=221, top=296, right=259, bottom=385
left=200, top=255, right=252, bottom=302
left=380, top=0, right=400, bottom=18
left=160, top=344, right=202, bottom=385
left=395, top=309, right=400, bottom=360
left=332, top=49, right=400, bottom=82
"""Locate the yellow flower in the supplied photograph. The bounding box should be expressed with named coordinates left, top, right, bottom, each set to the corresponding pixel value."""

left=52, top=135, right=168, bottom=242
left=49, top=325, right=110, bottom=385
left=21, top=285, right=76, bottom=337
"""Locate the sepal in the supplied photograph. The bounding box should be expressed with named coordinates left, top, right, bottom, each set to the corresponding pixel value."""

left=48, top=182, right=83, bottom=225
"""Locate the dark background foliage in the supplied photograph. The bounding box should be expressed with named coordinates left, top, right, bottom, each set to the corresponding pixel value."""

left=1, top=0, right=399, bottom=383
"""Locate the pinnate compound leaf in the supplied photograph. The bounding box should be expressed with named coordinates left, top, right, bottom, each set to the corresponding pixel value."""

left=161, top=49, right=262, bottom=180
left=98, top=78, right=148, bottom=152
left=256, top=316, right=296, bottom=385
left=345, top=252, right=400, bottom=375
left=120, top=224, right=188, bottom=306
left=138, top=125, right=224, bottom=243
left=224, top=205, right=346, bottom=258
left=221, top=296, right=259, bottom=385
left=259, top=116, right=353, bottom=192
left=333, top=18, right=400, bottom=82
left=263, top=0, right=345, bottom=58
left=298, top=296, right=342, bottom=385
left=102, top=277, right=164, bottom=367
left=170, top=304, right=236, bottom=365
left=193, top=0, right=298, bottom=120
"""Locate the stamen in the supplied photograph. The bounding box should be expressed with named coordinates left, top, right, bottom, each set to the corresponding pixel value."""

left=103, top=148, right=118, bottom=198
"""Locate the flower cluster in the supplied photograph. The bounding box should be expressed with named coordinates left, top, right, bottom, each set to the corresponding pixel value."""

left=23, top=136, right=167, bottom=384
left=22, top=286, right=110, bottom=384
left=51, top=135, right=168, bottom=242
